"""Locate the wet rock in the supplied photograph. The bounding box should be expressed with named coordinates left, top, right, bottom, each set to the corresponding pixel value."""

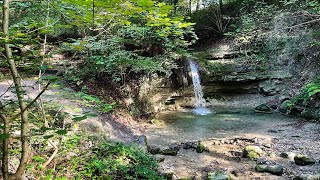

left=280, top=152, right=296, bottom=161
left=294, top=174, right=320, bottom=180
left=255, top=164, right=284, bottom=176
left=208, top=170, right=231, bottom=180
left=196, top=143, right=206, bottom=153
left=147, top=146, right=161, bottom=154
left=254, top=104, right=272, bottom=113
left=243, top=145, right=263, bottom=159
left=294, top=154, right=316, bottom=166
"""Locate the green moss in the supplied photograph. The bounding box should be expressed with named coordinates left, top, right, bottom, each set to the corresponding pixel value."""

left=243, top=145, right=263, bottom=159
left=196, top=143, right=206, bottom=153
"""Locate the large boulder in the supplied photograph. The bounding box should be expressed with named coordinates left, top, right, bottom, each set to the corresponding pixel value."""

left=294, top=155, right=316, bottom=166
left=243, top=145, right=264, bottom=159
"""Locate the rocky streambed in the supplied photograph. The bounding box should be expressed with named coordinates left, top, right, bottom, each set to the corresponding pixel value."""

left=138, top=109, right=320, bottom=180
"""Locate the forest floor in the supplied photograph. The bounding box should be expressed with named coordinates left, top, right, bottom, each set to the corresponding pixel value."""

left=1, top=78, right=320, bottom=180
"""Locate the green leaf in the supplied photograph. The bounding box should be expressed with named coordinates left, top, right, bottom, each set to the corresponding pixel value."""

left=72, top=115, right=88, bottom=122
left=56, top=130, right=68, bottom=135
left=85, top=113, right=98, bottom=117
left=0, top=133, right=9, bottom=141
left=42, top=75, right=58, bottom=82
left=32, top=155, right=46, bottom=163
left=39, top=65, right=49, bottom=71
left=43, top=135, right=54, bottom=139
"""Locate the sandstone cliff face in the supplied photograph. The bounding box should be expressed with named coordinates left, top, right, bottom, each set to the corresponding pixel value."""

left=138, top=12, right=320, bottom=114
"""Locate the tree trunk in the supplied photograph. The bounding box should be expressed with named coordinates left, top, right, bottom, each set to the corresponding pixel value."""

left=219, top=0, right=223, bottom=13
left=189, top=0, right=192, bottom=16
left=2, top=1, right=11, bottom=179
left=2, top=0, right=30, bottom=179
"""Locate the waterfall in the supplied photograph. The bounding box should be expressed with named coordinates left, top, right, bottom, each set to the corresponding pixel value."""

left=188, top=59, right=211, bottom=115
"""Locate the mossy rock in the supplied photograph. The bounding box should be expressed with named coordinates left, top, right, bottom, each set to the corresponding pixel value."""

left=243, top=145, right=263, bottom=159
left=161, top=148, right=178, bottom=156
left=300, top=108, right=320, bottom=120
left=196, top=143, right=206, bottom=153
left=294, top=155, right=316, bottom=166
left=279, top=100, right=292, bottom=114
left=254, top=104, right=272, bottom=113
left=147, top=146, right=161, bottom=154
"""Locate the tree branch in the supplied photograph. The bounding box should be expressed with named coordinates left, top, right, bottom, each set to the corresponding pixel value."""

left=13, top=81, right=51, bottom=119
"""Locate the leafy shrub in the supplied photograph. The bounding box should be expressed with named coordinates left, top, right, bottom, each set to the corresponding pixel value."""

left=293, top=77, right=320, bottom=106
left=31, top=134, right=164, bottom=179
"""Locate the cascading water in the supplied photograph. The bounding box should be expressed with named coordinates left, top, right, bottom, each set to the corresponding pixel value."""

left=188, top=59, right=211, bottom=115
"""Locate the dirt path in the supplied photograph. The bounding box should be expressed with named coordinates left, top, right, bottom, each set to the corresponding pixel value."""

left=0, top=78, right=141, bottom=142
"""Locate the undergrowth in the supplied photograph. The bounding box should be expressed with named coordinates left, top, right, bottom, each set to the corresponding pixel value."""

left=29, top=133, right=164, bottom=179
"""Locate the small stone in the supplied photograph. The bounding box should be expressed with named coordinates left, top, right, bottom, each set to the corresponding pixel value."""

left=169, top=144, right=180, bottom=151
left=257, top=157, right=268, bottom=165
left=231, top=170, right=239, bottom=177
left=230, top=151, right=243, bottom=157
left=294, top=155, right=316, bottom=166
left=208, top=170, right=231, bottom=180
left=268, top=129, right=278, bottom=133
left=137, top=135, right=148, bottom=147
left=255, top=164, right=284, bottom=176
left=182, top=142, right=193, bottom=149
left=280, top=152, right=296, bottom=161
left=243, top=145, right=264, bottom=159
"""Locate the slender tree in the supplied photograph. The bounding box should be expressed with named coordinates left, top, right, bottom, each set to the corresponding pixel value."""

left=2, top=0, right=30, bottom=179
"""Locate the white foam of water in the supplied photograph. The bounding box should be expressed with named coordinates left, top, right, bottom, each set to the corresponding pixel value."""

left=188, top=59, right=211, bottom=115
